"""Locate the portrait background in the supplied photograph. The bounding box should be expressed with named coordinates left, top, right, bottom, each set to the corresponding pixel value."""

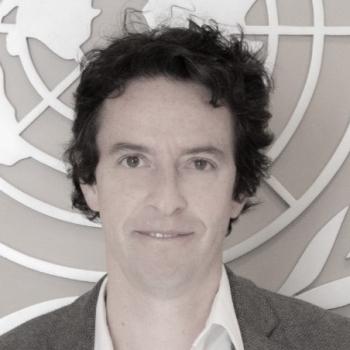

left=1, top=0, right=350, bottom=333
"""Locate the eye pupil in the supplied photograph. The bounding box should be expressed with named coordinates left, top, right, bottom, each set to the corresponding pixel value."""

left=126, top=156, right=140, bottom=168
left=195, top=159, right=207, bottom=170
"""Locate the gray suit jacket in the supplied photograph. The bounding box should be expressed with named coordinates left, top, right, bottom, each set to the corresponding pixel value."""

left=1, top=265, right=350, bottom=349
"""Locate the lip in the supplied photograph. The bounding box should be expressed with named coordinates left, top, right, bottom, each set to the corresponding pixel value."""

left=135, top=231, right=194, bottom=239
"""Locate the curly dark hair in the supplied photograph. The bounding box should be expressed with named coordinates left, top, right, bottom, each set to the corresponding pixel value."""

left=64, top=19, right=274, bottom=236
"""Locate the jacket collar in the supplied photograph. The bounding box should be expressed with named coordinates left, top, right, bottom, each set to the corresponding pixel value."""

left=224, top=265, right=288, bottom=350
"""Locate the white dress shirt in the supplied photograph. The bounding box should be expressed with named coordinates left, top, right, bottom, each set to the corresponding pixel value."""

left=94, top=265, right=244, bottom=350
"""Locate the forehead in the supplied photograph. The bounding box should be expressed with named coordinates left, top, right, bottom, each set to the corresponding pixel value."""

left=97, top=77, right=234, bottom=151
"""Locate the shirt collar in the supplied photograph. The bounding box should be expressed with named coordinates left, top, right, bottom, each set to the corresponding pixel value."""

left=94, top=264, right=244, bottom=350
left=191, top=264, right=244, bottom=350
left=94, top=277, right=113, bottom=350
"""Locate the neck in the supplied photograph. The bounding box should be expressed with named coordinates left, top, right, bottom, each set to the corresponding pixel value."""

left=106, top=261, right=222, bottom=350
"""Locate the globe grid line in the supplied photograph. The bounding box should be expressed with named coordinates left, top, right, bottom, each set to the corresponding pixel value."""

left=243, top=25, right=350, bottom=36
left=0, top=240, right=104, bottom=283
left=267, top=21, right=325, bottom=161
left=264, top=176, right=296, bottom=206
left=17, top=65, right=80, bottom=134
left=264, top=0, right=278, bottom=72
left=18, top=36, right=78, bottom=122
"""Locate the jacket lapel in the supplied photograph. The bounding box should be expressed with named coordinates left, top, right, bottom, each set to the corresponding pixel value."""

left=225, top=265, right=289, bottom=350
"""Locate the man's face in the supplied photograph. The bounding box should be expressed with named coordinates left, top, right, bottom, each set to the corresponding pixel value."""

left=82, top=77, right=244, bottom=295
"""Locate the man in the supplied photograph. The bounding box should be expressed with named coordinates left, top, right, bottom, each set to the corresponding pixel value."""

left=1, top=20, right=350, bottom=350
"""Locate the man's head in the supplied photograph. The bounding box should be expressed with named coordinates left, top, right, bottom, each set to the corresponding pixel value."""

left=65, top=21, right=274, bottom=238
left=64, top=20, right=273, bottom=294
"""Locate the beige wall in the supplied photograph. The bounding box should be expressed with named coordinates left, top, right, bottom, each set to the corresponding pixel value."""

left=0, top=0, right=350, bottom=330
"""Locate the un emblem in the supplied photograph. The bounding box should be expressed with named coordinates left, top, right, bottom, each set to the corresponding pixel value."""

left=0, top=0, right=350, bottom=333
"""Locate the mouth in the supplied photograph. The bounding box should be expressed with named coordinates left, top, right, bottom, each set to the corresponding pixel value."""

left=135, top=231, right=194, bottom=240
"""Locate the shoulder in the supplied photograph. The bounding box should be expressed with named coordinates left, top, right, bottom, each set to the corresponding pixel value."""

left=260, top=282, right=350, bottom=348
left=0, top=276, right=105, bottom=350
left=229, top=268, right=350, bottom=349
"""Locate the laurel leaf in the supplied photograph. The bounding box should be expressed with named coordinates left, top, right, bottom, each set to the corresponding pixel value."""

left=296, top=276, right=350, bottom=309
left=278, top=206, right=349, bottom=296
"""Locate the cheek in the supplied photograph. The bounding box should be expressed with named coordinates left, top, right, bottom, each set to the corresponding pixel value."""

left=98, top=166, right=150, bottom=199
left=97, top=171, right=151, bottom=227
left=185, top=177, right=234, bottom=229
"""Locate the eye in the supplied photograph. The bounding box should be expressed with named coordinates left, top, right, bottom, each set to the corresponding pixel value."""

left=119, top=155, right=147, bottom=168
left=191, top=158, right=216, bottom=171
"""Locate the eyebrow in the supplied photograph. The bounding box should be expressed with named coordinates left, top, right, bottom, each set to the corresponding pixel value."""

left=109, top=142, right=226, bottom=160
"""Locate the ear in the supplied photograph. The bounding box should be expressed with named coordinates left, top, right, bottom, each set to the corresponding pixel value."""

left=230, top=197, right=246, bottom=220
left=80, top=183, right=100, bottom=212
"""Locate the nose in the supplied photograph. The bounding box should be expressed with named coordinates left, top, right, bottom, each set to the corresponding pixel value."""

left=146, top=165, right=188, bottom=216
